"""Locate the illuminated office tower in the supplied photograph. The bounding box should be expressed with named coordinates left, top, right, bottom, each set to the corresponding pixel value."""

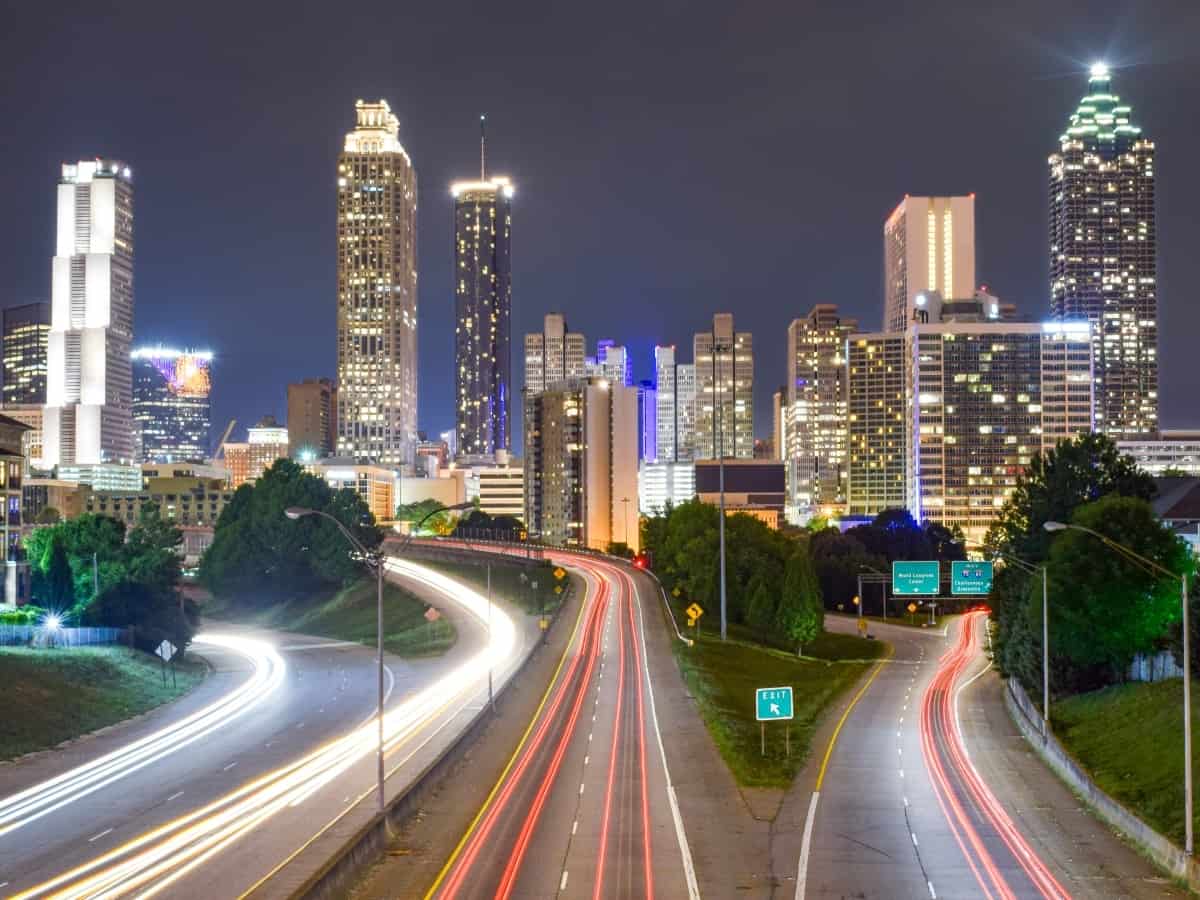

left=132, top=347, right=212, bottom=463
left=3, top=302, right=50, bottom=406
left=883, top=195, right=975, bottom=331
left=452, top=125, right=512, bottom=458
left=1050, top=64, right=1157, bottom=437
left=694, top=313, right=753, bottom=460
left=43, top=160, right=136, bottom=467
left=654, top=345, right=697, bottom=463
left=846, top=332, right=907, bottom=517
left=336, top=100, right=418, bottom=466
left=638, top=379, right=657, bottom=462
left=589, top=340, right=633, bottom=386
left=786, top=305, right=857, bottom=518
left=524, top=313, right=586, bottom=395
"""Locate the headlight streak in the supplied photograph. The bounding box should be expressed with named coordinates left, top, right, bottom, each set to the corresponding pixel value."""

left=15, top=559, right=518, bottom=900
left=0, top=634, right=286, bottom=837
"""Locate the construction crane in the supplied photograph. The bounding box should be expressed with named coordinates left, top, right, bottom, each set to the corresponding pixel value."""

left=212, top=419, right=237, bottom=461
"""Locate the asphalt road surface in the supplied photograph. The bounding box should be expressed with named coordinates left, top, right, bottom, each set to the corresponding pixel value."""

left=1, top=558, right=532, bottom=899
left=427, top=551, right=697, bottom=900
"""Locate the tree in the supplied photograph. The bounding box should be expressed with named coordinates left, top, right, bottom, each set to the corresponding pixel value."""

left=34, top=506, right=61, bottom=525
left=395, top=499, right=454, bottom=535
left=810, top=528, right=885, bottom=610
left=201, top=459, right=380, bottom=604
left=43, top=533, right=74, bottom=610
left=1035, top=495, right=1191, bottom=692
left=779, top=549, right=823, bottom=655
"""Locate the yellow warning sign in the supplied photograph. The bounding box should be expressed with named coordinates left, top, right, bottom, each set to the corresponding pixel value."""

left=554, top=567, right=567, bottom=581
left=686, top=603, right=704, bottom=621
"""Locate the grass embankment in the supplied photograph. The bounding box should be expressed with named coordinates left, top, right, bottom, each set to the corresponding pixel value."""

left=0, top=646, right=205, bottom=760
left=829, top=611, right=957, bottom=631
left=1054, top=679, right=1200, bottom=846
left=667, top=598, right=886, bottom=788
left=208, top=577, right=456, bottom=658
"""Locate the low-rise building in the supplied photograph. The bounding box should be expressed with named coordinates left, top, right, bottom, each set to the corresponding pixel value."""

left=84, top=476, right=234, bottom=528
left=223, top=416, right=289, bottom=488
left=310, top=459, right=395, bottom=524
left=637, top=460, right=695, bottom=516
left=695, top=459, right=786, bottom=528
left=0, top=413, right=31, bottom=604
left=1119, top=431, right=1200, bottom=477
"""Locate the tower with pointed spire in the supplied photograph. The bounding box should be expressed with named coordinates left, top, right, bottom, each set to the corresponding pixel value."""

left=452, top=118, right=514, bottom=460
left=1049, top=63, right=1157, bottom=438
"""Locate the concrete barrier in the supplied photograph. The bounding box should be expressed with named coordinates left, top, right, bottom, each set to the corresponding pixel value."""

left=282, top=590, right=562, bottom=900
left=1005, top=677, right=1200, bottom=889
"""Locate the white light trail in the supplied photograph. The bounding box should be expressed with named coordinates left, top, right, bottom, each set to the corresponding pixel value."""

left=15, top=559, right=518, bottom=900
left=0, top=634, right=286, bottom=836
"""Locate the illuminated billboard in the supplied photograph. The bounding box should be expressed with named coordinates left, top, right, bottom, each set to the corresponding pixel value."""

left=132, top=347, right=212, bottom=398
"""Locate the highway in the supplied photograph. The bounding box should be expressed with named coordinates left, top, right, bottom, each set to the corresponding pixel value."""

left=427, top=551, right=698, bottom=899
left=0, top=558, right=531, bottom=899
left=799, top=612, right=1070, bottom=900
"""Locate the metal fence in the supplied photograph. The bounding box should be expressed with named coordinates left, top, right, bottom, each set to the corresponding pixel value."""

left=1128, top=650, right=1184, bottom=683
left=0, top=625, right=128, bottom=647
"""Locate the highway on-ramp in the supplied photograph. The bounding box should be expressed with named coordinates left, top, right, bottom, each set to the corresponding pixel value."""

left=426, top=550, right=698, bottom=900
left=0, top=558, right=532, bottom=899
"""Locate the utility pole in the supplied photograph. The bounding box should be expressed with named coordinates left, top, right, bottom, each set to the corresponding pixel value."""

left=487, top=562, right=494, bottom=712
left=93, top=552, right=99, bottom=597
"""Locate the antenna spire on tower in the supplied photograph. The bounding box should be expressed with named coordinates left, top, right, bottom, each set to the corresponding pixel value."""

left=480, top=113, right=486, bottom=180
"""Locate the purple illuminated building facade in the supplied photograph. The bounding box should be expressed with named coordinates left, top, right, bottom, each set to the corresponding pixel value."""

left=132, top=347, right=212, bottom=463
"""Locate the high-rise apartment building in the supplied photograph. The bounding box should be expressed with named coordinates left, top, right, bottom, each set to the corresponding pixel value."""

left=694, top=313, right=753, bottom=460
left=336, top=100, right=418, bottom=467
left=847, top=333, right=908, bottom=517
left=786, top=305, right=858, bottom=518
left=523, top=377, right=639, bottom=552
left=452, top=156, right=513, bottom=458
left=287, top=378, right=336, bottom=458
left=653, top=346, right=696, bottom=462
left=3, top=302, right=50, bottom=406
left=524, top=313, right=586, bottom=395
left=1050, top=64, right=1157, bottom=438
left=43, top=160, right=136, bottom=467
left=847, top=299, right=1094, bottom=541
left=132, top=347, right=212, bottom=463
left=883, top=195, right=975, bottom=332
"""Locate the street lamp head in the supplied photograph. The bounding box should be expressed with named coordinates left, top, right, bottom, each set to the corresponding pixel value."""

left=43, top=613, right=62, bottom=631
left=285, top=506, right=315, bottom=521
left=1043, top=521, right=1068, bottom=532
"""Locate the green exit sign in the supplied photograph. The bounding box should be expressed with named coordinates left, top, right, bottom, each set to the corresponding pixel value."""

left=892, top=561, right=940, bottom=595
left=951, top=561, right=993, bottom=595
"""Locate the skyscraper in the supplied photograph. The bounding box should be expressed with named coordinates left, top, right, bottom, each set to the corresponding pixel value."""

left=590, top=340, right=633, bottom=386
left=1050, top=64, right=1157, bottom=437
left=638, top=378, right=657, bottom=462
left=132, top=347, right=212, bottom=463
left=694, top=313, right=753, bottom=460
left=653, top=345, right=695, bottom=463
left=846, top=332, right=907, bottom=517
left=786, top=305, right=857, bottom=518
left=2, top=302, right=50, bottom=406
left=883, top=195, right=975, bottom=332
left=524, top=313, right=586, bottom=394
left=43, top=160, right=136, bottom=467
left=287, top=378, right=336, bottom=458
left=452, top=121, right=512, bottom=459
left=336, top=100, right=418, bottom=466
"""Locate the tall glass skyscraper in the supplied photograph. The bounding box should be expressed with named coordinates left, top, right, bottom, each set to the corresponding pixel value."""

left=2, top=301, right=50, bottom=405
left=452, top=130, right=512, bottom=459
left=43, top=160, right=136, bottom=466
left=1050, top=64, right=1157, bottom=437
left=336, top=100, right=418, bottom=466
left=132, top=347, right=212, bottom=462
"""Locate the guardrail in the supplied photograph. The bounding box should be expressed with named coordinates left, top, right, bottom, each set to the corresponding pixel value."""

left=0, top=625, right=128, bottom=647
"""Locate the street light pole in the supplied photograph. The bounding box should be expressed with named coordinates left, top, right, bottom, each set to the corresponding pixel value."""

left=487, top=561, right=494, bottom=712
left=715, top=339, right=727, bottom=641
left=1045, top=520, right=1192, bottom=854
left=1042, top=565, right=1049, bottom=735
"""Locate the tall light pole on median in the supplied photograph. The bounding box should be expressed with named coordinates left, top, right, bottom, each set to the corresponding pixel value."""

left=1044, top=520, right=1193, bottom=855
left=285, top=500, right=472, bottom=816
left=712, top=338, right=729, bottom=641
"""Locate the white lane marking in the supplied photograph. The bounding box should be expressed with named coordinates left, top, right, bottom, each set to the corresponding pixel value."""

left=88, top=827, right=113, bottom=842
left=166, top=790, right=184, bottom=802
left=628, top=566, right=701, bottom=900
left=560, top=870, right=569, bottom=890
left=579, top=783, right=585, bottom=795
left=584, top=755, right=590, bottom=766
left=912, top=832, right=919, bottom=847
left=928, top=881, right=937, bottom=898
left=588, top=731, right=593, bottom=742
left=899, top=769, right=905, bottom=778
left=223, top=762, right=238, bottom=772
left=903, top=796, right=909, bottom=807
left=794, top=789, right=820, bottom=900
left=572, top=819, right=578, bottom=835
left=278, top=640, right=360, bottom=651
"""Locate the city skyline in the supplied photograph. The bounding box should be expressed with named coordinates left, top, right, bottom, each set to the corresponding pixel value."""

left=3, top=4, right=1199, bottom=452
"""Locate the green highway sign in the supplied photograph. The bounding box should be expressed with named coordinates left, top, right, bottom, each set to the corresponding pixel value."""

left=951, top=561, right=993, bottom=595
left=892, top=561, right=941, bottom=595
left=755, top=686, right=794, bottom=721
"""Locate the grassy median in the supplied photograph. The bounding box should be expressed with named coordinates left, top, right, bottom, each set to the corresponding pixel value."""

left=671, top=622, right=885, bottom=788
left=1054, top=679, right=1200, bottom=846
left=207, top=576, right=456, bottom=658
left=0, top=646, right=205, bottom=760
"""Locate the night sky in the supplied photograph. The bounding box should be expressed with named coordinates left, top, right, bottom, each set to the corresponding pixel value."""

left=3, top=1, right=1199, bottom=454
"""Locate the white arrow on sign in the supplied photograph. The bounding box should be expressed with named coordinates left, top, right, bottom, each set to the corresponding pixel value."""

left=770, top=703, right=780, bottom=715
left=156, top=640, right=177, bottom=662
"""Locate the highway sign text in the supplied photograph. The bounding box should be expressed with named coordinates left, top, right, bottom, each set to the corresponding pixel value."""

left=892, top=561, right=940, bottom=595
